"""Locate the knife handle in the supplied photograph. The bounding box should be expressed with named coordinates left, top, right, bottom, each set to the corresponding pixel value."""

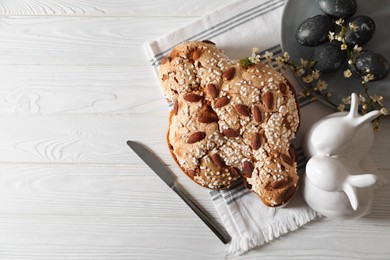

left=172, top=183, right=231, bottom=244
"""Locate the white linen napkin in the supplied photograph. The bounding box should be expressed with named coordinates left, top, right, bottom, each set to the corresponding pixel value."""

left=145, top=0, right=324, bottom=255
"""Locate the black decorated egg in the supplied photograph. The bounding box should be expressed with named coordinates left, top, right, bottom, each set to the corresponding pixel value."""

left=296, top=15, right=335, bottom=47
left=345, top=16, right=376, bottom=47
left=313, top=41, right=347, bottom=73
left=355, top=51, right=390, bottom=81
left=318, top=0, right=357, bottom=19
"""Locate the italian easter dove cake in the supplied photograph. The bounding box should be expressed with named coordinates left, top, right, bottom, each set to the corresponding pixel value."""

left=158, top=41, right=300, bottom=207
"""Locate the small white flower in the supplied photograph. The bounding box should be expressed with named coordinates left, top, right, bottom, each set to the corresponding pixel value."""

left=248, top=56, right=260, bottom=63
left=312, top=70, right=320, bottom=80
left=341, top=43, right=348, bottom=50
left=349, top=22, right=359, bottom=31
left=338, top=104, right=345, bottom=111
left=380, top=107, right=388, bottom=115
left=300, top=58, right=309, bottom=68
left=343, top=69, right=352, bottom=78
left=248, top=48, right=261, bottom=64
left=336, top=18, right=344, bottom=26
left=342, top=96, right=353, bottom=105
left=316, top=79, right=328, bottom=90
left=295, top=68, right=305, bottom=76
left=362, top=73, right=374, bottom=83
left=275, top=56, right=285, bottom=66
left=328, top=31, right=335, bottom=41
left=283, top=51, right=290, bottom=61
left=353, top=45, right=363, bottom=52
left=263, top=51, right=273, bottom=62
left=303, top=75, right=313, bottom=83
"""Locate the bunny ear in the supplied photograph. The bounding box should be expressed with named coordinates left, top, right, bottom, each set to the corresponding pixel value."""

left=348, top=93, right=359, bottom=119
left=347, top=174, right=378, bottom=188
left=355, top=110, right=381, bottom=128
left=347, top=92, right=381, bottom=128
left=343, top=184, right=358, bottom=211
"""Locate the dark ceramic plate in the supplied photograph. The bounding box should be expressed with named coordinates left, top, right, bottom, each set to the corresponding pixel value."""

left=281, top=0, right=390, bottom=110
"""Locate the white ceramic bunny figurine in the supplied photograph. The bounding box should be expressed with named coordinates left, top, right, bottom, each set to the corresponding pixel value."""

left=302, top=93, right=383, bottom=219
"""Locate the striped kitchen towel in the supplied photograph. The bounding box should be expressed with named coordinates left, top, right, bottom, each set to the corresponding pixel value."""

left=145, top=0, right=331, bottom=255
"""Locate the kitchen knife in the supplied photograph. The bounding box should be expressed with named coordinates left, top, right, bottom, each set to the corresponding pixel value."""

left=127, top=140, right=231, bottom=244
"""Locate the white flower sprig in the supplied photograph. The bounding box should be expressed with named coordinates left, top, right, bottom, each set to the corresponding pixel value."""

left=327, top=18, right=387, bottom=128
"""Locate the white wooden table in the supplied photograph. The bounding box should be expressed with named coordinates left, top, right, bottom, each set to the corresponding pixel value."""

left=0, top=1, right=389, bottom=259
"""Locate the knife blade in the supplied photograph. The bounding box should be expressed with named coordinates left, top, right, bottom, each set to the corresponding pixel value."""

left=127, top=140, right=231, bottom=244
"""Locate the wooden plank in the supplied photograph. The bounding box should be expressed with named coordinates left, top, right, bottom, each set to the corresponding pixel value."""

left=0, top=16, right=194, bottom=66
left=0, top=215, right=225, bottom=260
left=0, top=163, right=216, bottom=216
left=0, top=0, right=235, bottom=17
left=0, top=114, right=174, bottom=164
left=0, top=65, right=164, bottom=114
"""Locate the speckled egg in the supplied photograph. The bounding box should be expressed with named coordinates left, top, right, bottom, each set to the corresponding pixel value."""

left=345, top=16, right=376, bottom=47
left=355, top=51, right=390, bottom=81
left=296, top=15, right=335, bottom=47
left=313, top=41, right=347, bottom=73
left=318, top=0, right=357, bottom=19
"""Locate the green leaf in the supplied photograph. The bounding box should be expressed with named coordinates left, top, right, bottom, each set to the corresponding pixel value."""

left=309, top=60, right=317, bottom=69
left=290, top=60, right=296, bottom=67
left=240, top=58, right=253, bottom=68
left=340, top=26, right=347, bottom=36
